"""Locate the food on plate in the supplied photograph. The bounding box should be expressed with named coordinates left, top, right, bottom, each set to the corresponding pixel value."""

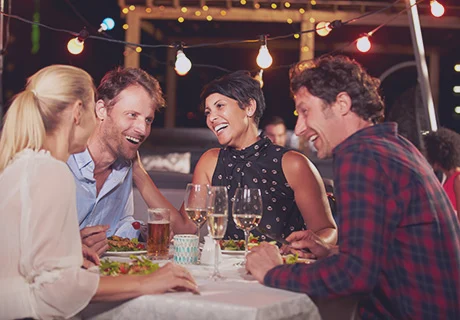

left=107, top=235, right=146, bottom=252
left=219, top=234, right=276, bottom=251
left=100, top=255, right=160, bottom=276
left=282, top=253, right=316, bottom=264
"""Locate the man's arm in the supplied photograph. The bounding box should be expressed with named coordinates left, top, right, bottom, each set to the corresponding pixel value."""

left=282, top=151, right=337, bottom=245
left=132, top=154, right=196, bottom=234
left=261, top=149, right=387, bottom=298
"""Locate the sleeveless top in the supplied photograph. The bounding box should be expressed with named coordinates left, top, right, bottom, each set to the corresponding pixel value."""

left=443, top=171, right=460, bottom=211
left=211, top=136, right=305, bottom=240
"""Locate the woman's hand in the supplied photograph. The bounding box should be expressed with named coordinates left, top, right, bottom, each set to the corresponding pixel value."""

left=140, top=263, right=199, bottom=295
left=82, top=244, right=100, bottom=269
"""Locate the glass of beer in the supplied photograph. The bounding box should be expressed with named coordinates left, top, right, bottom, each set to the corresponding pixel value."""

left=147, top=208, right=170, bottom=259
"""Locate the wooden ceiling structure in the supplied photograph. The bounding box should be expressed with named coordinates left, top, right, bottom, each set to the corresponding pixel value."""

left=117, top=0, right=460, bottom=128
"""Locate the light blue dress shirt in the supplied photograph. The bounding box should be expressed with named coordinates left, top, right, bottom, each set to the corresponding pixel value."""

left=67, top=149, right=140, bottom=239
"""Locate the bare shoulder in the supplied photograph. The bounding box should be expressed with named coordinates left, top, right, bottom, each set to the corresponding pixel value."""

left=192, top=148, right=221, bottom=184
left=281, top=150, right=322, bottom=185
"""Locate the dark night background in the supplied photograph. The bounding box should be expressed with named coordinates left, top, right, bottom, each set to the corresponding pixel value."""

left=2, top=0, right=460, bottom=133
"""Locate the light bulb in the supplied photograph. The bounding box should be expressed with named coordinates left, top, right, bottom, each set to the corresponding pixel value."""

left=356, top=36, right=371, bottom=53
left=316, top=21, right=331, bottom=37
left=175, top=50, right=192, bottom=76
left=102, top=18, right=115, bottom=30
left=67, top=38, right=84, bottom=55
left=256, top=45, right=273, bottom=69
left=430, top=1, right=445, bottom=17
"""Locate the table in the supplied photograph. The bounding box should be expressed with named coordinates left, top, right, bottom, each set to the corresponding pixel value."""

left=78, top=254, right=321, bottom=320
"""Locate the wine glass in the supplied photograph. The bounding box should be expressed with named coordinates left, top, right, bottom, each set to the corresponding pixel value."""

left=206, top=186, right=228, bottom=280
left=232, top=188, right=263, bottom=264
left=184, top=184, right=209, bottom=241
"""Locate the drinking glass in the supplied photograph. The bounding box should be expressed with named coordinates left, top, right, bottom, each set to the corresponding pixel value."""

left=206, top=186, right=228, bottom=280
left=147, top=208, right=170, bottom=260
left=184, top=184, right=209, bottom=241
left=232, top=188, right=263, bottom=264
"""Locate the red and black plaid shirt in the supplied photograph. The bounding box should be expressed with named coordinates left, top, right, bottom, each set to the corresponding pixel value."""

left=265, top=123, right=460, bottom=319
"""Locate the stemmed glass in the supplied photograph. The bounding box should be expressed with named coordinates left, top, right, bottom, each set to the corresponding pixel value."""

left=206, top=186, right=228, bottom=280
left=184, top=183, right=209, bottom=241
left=232, top=188, right=263, bottom=264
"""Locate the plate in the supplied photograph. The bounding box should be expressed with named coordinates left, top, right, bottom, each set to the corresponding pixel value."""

left=104, top=250, right=148, bottom=257
left=221, top=249, right=245, bottom=255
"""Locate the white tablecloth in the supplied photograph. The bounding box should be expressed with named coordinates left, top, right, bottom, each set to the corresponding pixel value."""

left=78, top=255, right=321, bottom=320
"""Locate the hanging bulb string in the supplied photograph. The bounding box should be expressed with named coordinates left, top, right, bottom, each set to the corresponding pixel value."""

left=367, top=0, right=425, bottom=37
left=0, top=0, right=435, bottom=51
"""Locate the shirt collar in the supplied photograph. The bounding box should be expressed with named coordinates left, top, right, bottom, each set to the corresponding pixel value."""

left=74, top=148, right=94, bottom=170
left=333, top=122, right=398, bottom=156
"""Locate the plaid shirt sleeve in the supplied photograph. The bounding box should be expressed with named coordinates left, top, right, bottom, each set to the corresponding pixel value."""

left=264, top=147, right=387, bottom=298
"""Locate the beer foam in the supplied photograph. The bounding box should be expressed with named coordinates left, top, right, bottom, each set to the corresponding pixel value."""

left=149, top=220, right=170, bottom=224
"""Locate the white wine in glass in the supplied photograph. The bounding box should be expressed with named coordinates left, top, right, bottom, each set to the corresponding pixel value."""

left=232, top=187, right=263, bottom=265
left=184, top=184, right=209, bottom=241
left=207, top=186, right=228, bottom=280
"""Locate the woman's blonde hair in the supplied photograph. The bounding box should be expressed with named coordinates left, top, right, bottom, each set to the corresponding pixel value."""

left=0, top=65, right=95, bottom=172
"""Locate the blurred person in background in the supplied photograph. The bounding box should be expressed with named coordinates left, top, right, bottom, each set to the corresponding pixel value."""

left=424, top=127, right=460, bottom=218
left=262, top=115, right=287, bottom=147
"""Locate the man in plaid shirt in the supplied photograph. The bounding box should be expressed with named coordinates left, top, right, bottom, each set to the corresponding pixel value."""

left=246, top=55, right=460, bottom=319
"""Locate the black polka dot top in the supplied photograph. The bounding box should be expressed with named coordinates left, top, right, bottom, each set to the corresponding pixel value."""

left=211, top=136, right=306, bottom=240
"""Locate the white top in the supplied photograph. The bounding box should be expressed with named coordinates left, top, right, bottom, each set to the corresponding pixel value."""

left=0, top=149, right=99, bottom=319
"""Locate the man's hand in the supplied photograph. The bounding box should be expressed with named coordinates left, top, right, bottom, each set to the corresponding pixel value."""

left=246, top=242, right=283, bottom=283
left=80, top=225, right=109, bottom=256
left=284, top=230, right=337, bottom=260
left=82, top=244, right=100, bottom=269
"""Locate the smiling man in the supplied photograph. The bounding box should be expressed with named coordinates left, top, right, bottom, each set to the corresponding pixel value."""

left=67, top=67, right=165, bottom=255
left=246, top=56, right=460, bottom=319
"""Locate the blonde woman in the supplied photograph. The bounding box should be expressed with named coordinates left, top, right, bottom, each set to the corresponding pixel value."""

left=0, top=65, right=198, bottom=320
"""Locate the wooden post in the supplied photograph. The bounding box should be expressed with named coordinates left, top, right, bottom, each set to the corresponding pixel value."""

left=165, top=47, right=177, bottom=128
left=124, top=10, right=141, bottom=68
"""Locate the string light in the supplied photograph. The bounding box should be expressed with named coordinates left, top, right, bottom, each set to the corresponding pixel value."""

left=67, top=29, right=88, bottom=55
left=356, top=34, right=372, bottom=53
left=175, top=44, right=192, bottom=76
left=122, top=24, right=129, bottom=30
left=98, top=17, right=115, bottom=33
left=181, top=7, right=187, bottom=13
left=128, top=5, right=135, bottom=11
left=430, top=1, right=445, bottom=17
left=455, top=64, right=460, bottom=72
left=178, top=17, right=185, bottom=23
left=316, top=22, right=331, bottom=37
left=256, top=35, right=273, bottom=69
left=455, top=106, right=460, bottom=114
left=122, top=8, right=129, bottom=14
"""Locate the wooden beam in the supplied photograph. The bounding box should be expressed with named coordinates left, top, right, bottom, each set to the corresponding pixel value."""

left=124, top=11, right=141, bottom=67
left=128, top=6, right=460, bottom=29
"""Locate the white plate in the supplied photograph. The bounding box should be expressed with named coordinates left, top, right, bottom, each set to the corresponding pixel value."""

left=221, top=250, right=245, bottom=255
left=104, top=250, right=148, bottom=257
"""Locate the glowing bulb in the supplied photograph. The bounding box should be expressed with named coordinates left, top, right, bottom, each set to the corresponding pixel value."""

left=67, top=38, right=84, bottom=55
left=203, top=5, right=209, bottom=11
left=135, top=46, right=142, bottom=53
left=122, top=24, right=129, bottom=30
left=129, top=5, right=135, bottom=11
left=455, top=106, right=460, bottom=114
left=220, top=10, right=227, bottom=16
left=299, top=8, right=305, bottom=14
left=181, top=7, right=187, bottom=13
left=294, top=110, right=298, bottom=116
left=430, top=1, right=445, bottom=17
left=178, top=17, right=185, bottom=23
left=122, top=8, right=129, bottom=14
left=271, top=3, right=277, bottom=9
left=175, top=50, right=192, bottom=76
left=294, top=34, right=300, bottom=39
left=454, top=86, right=460, bottom=94
left=99, top=18, right=115, bottom=32
left=206, top=15, right=213, bottom=21
left=316, top=21, right=331, bottom=37
left=284, top=2, right=291, bottom=8
left=145, top=8, right=152, bottom=13
left=256, top=45, right=273, bottom=69
left=287, top=18, right=293, bottom=24
left=455, top=64, right=460, bottom=72
left=356, top=36, right=371, bottom=53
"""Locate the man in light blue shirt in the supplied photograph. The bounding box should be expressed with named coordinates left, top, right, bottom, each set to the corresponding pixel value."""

left=68, top=67, right=165, bottom=255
